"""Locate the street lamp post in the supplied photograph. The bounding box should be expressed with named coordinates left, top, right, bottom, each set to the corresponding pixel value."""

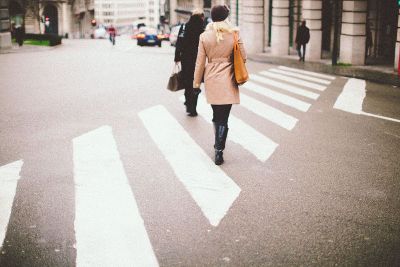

left=332, top=0, right=340, bottom=66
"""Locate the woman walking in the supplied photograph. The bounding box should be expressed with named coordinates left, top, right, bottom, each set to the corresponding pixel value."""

left=174, top=9, right=205, bottom=116
left=193, top=5, right=247, bottom=165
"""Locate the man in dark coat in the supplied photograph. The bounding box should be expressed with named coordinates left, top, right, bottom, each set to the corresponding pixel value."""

left=295, top=20, right=310, bottom=62
left=174, top=9, right=205, bottom=116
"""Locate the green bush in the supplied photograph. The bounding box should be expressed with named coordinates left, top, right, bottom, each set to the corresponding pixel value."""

left=24, top=39, right=50, bottom=46
left=24, top=33, right=62, bottom=46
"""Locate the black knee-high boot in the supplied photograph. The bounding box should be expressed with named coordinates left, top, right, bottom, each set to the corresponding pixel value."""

left=213, top=122, right=229, bottom=165
left=184, top=88, right=191, bottom=113
left=186, top=88, right=199, bottom=117
left=189, top=92, right=199, bottom=116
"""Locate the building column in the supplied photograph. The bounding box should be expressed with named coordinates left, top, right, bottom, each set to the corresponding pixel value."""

left=394, top=9, right=400, bottom=70
left=340, top=0, right=367, bottom=65
left=229, top=0, right=239, bottom=26
left=263, top=0, right=270, bottom=50
left=302, top=0, right=322, bottom=60
left=169, top=0, right=178, bottom=25
left=240, top=0, right=264, bottom=54
left=271, top=0, right=289, bottom=56
left=0, top=0, right=11, bottom=50
left=62, top=3, right=71, bottom=37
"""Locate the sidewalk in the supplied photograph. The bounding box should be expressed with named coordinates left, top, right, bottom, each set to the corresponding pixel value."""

left=248, top=52, right=400, bottom=87
left=0, top=44, right=55, bottom=54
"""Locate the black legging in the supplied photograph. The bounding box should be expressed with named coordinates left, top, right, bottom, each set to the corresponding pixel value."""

left=211, top=104, right=232, bottom=124
left=297, top=43, right=306, bottom=59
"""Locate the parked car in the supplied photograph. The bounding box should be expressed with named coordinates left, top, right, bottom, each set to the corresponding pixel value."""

left=93, top=26, right=107, bottom=39
left=136, top=28, right=163, bottom=47
left=131, top=24, right=146, bottom=39
left=169, top=25, right=181, bottom=46
left=162, top=32, right=170, bottom=41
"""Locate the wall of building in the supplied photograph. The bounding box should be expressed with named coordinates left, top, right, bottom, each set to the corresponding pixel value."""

left=95, top=0, right=159, bottom=29
left=229, top=0, right=400, bottom=69
left=167, top=0, right=399, bottom=69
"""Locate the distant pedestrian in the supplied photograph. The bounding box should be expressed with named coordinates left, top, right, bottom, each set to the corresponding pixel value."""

left=174, top=9, right=205, bottom=116
left=295, top=20, right=310, bottom=62
left=108, top=25, right=116, bottom=45
left=193, top=5, right=247, bottom=165
left=15, top=25, right=24, bottom=47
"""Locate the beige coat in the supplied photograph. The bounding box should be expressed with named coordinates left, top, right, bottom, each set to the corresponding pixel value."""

left=193, top=29, right=247, bottom=105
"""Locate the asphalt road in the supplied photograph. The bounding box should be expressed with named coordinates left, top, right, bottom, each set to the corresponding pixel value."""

left=0, top=38, right=399, bottom=266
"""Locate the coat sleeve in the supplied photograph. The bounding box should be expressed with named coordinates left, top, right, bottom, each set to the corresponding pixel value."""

left=193, top=35, right=206, bottom=88
left=174, top=25, right=184, bottom=62
left=238, top=32, right=247, bottom=63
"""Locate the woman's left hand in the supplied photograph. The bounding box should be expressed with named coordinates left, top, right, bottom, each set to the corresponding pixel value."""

left=193, top=88, right=201, bottom=96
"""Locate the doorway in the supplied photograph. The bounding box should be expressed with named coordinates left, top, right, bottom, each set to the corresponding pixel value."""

left=366, top=0, right=398, bottom=65
left=43, top=4, right=58, bottom=34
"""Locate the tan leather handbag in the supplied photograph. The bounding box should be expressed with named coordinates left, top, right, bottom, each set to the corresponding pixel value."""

left=233, top=32, right=249, bottom=85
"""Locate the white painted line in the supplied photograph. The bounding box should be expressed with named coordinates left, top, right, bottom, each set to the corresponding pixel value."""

left=269, top=68, right=331, bottom=85
left=180, top=96, right=279, bottom=162
left=363, top=113, right=400, bottom=123
left=259, top=71, right=327, bottom=91
left=334, top=78, right=366, bottom=114
left=0, top=160, right=23, bottom=247
left=250, top=74, right=320, bottom=100
left=73, top=126, right=159, bottom=267
left=241, top=81, right=311, bottom=112
left=278, top=65, right=336, bottom=80
left=334, top=78, right=400, bottom=123
left=139, top=105, right=241, bottom=227
left=240, top=94, right=298, bottom=131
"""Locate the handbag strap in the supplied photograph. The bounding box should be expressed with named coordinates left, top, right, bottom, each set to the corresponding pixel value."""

left=173, top=63, right=181, bottom=74
left=233, top=32, right=239, bottom=45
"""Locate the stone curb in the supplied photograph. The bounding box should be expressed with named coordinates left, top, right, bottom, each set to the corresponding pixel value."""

left=0, top=44, right=57, bottom=54
left=249, top=53, right=400, bottom=87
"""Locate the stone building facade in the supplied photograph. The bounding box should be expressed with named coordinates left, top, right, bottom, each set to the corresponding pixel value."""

left=95, top=0, right=160, bottom=29
left=230, top=0, right=400, bottom=70
left=169, top=0, right=229, bottom=25
left=5, top=0, right=94, bottom=39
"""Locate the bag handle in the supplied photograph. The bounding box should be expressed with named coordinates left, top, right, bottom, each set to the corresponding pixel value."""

left=173, top=62, right=181, bottom=74
left=233, top=32, right=239, bottom=45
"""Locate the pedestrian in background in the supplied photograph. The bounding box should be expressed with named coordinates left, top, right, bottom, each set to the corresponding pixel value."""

left=193, top=5, right=246, bottom=165
left=174, top=9, right=205, bottom=117
left=15, top=25, right=24, bottom=47
left=108, top=25, right=116, bottom=45
left=295, top=20, right=310, bottom=62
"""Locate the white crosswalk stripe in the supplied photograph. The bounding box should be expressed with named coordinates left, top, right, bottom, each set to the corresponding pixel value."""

left=241, top=81, right=311, bottom=112
left=240, top=94, right=298, bottom=130
left=278, top=65, right=336, bottom=80
left=269, top=68, right=332, bottom=85
left=250, top=74, right=320, bottom=100
left=139, top=105, right=241, bottom=227
left=180, top=96, right=279, bottom=162
left=0, top=65, right=337, bottom=265
left=0, top=160, right=23, bottom=248
left=73, top=126, right=159, bottom=267
left=259, top=71, right=327, bottom=91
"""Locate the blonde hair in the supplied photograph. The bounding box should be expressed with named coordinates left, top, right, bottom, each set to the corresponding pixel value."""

left=192, top=8, right=204, bottom=16
left=206, top=19, right=238, bottom=43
